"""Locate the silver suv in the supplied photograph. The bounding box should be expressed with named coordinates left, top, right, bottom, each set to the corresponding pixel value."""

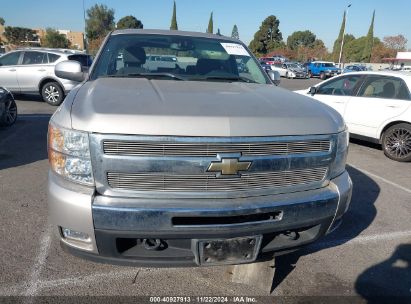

left=0, top=48, right=92, bottom=105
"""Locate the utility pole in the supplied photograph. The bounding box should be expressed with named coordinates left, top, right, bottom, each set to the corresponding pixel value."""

left=338, top=4, right=351, bottom=68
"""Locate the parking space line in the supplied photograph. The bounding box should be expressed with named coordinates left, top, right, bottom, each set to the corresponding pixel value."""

left=24, top=225, right=52, bottom=297
left=0, top=269, right=143, bottom=295
left=314, top=230, right=411, bottom=250
left=39, top=269, right=139, bottom=290
left=1, top=229, right=410, bottom=295
left=348, top=163, right=411, bottom=194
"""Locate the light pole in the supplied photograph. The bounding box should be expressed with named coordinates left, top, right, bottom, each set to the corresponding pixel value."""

left=83, top=0, right=87, bottom=52
left=338, top=4, right=351, bottom=68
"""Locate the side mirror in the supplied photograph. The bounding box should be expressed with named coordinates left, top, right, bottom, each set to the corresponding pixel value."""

left=268, top=70, right=281, bottom=86
left=55, top=60, right=86, bottom=82
left=309, top=86, right=317, bottom=95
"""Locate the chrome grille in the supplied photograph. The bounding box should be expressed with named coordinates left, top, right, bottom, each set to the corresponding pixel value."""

left=107, top=167, right=328, bottom=192
left=103, top=140, right=331, bottom=157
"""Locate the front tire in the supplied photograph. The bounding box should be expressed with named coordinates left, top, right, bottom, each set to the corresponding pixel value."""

left=320, top=72, right=326, bottom=80
left=42, top=82, right=64, bottom=106
left=382, top=123, right=411, bottom=162
left=308, top=71, right=312, bottom=78
left=0, top=97, right=18, bottom=127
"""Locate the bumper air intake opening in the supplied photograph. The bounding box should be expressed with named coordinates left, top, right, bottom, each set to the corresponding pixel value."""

left=172, top=211, right=283, bottom=226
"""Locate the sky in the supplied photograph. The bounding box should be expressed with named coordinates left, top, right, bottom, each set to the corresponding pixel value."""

left=1, top=0, right=410, bottom=50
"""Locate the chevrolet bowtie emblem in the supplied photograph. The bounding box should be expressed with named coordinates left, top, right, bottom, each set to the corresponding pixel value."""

left=207, top=158, right=252, bottom=176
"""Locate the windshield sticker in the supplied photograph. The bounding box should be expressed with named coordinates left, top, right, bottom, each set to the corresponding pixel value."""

left=220, top=43, right=250, bottom=57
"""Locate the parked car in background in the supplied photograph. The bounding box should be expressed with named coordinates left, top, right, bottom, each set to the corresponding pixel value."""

left=270, top=62, right=308, bottom=79
left=0, top=48, right=92, bottom=105
left=343, top=65, right=368, bottom=73
left=307, top=61, right=341, bottom=79
left=295, top=71, right=411, bottom=161
left=259, top=57, right=278, bottom=65
left=259, top=61, right=272, bottom=73
left=0, top=87, right=17, bottom=127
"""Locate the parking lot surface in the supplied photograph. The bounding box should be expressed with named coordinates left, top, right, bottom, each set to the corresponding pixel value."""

left=0, top=78, right=410, bottom=302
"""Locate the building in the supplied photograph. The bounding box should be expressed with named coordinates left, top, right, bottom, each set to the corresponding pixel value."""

left=0, top=24, right=7, bottom=44
left=0, top=26, right=84, bottom=51
left=58, top=30, right=84, bottom=50
left=383, top=51, right=411, bottom=69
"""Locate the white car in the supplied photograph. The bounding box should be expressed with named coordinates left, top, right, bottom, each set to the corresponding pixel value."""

left=295, top=71, right=411, bottom=161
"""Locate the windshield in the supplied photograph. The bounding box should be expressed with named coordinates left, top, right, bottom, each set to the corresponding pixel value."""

left=91, top=34, right=269, bottom=84
left=287, top=64, right=299, bottom=69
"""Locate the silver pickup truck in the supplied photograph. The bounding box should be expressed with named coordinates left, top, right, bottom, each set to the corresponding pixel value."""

left=48, top=29, right=352, bottom=267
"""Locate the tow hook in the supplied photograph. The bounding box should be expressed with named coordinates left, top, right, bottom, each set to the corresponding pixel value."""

left=142, top=238, right=163, bottom=250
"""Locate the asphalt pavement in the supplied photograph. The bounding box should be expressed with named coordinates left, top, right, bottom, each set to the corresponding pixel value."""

left=0, top=78, right=410, bottom=303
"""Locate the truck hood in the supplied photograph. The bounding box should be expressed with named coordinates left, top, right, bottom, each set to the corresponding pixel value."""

left=70, top=78, right=344, bottom=136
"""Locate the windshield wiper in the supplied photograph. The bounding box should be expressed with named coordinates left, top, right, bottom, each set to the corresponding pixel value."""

left=105, top=72, right=186, bottom=81
left=203, top=76, right=257, bottom=83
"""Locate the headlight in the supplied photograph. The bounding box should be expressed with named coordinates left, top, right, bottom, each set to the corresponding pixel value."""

left=329, top=129, right=349, bottom=178
left=48, top=122, right=94, bottom=186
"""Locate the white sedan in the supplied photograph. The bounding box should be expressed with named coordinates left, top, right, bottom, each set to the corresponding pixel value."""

left=295, top=71, right=411, bottom=162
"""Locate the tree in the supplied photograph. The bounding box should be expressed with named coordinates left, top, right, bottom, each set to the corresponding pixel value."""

left=361, top=10, right=375, bottom=63
left=170, top=0, right=178, bottom=30
left=207, top=12, right=213, bottom=33
left=287, top=30, right=316, bottom=50
left=4, top=26, right=36, bottom=46
left=371, top=41, right=396, bottom=62
left=249, top=15, right=283, bottom=56
left=42, top=28, right=70, bottom=48
left=0, top=17, right=5, bottom=26
left=85, top=4, right=115, bottom=41
left=117, top=15, right=143, bottom=29
left=344, top=36, right=366, bottom=62
left=296, top=39, right=328, bottom=62
left=231, top=25, right=239, bottom=40
left=332, top=11, right=346, bottom=62
left=383, top=35, right=408, bottom=52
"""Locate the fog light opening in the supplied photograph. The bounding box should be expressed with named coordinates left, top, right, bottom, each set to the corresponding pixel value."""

left=61, top=227, right=92, bottom=244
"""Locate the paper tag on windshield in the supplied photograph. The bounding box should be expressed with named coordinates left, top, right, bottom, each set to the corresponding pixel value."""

left=220, top=43, right=250, bottom=56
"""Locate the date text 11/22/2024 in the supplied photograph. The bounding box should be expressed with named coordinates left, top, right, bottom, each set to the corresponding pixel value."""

left=149, top=296, right=257, bottom=303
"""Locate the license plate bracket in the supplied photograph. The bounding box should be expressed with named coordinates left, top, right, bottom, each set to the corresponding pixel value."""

left=197, top=236, right=262, bottom=266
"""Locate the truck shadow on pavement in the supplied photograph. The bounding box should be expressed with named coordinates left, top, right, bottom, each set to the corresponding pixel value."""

left=271, top=165, right=380, bottom=294
left=0, top=114, right=50, bottom=170
left=355, top=243, right=411, bottom=302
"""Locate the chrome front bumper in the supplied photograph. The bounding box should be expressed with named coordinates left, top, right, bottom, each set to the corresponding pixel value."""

left=48, top=170, right=352, bottom=266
